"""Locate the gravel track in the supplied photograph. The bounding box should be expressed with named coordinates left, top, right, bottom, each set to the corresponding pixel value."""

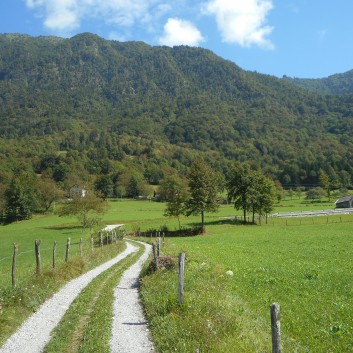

left=0, top=242, right=137, bottom=353
left=110, top=241, right=155, bottom=353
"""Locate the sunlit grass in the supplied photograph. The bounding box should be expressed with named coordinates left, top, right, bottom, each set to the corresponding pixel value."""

left=140, top=220, right=353, bottom=352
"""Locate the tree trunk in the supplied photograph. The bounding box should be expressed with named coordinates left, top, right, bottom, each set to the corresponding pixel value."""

left=177, top=215, right=181, bottom=231
left=201, top=211, right=205, bottom=233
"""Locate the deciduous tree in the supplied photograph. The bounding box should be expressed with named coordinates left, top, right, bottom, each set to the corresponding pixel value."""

left=162, top=175, right=188, bottom=230
left=185, top=158, right=221, bottom=233
left=57, top=191, right=107, bottom=229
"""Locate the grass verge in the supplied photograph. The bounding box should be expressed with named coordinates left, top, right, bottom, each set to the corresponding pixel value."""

left=0, top=241, right=126, bottom=346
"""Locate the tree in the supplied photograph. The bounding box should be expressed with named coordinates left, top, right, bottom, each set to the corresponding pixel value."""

left=227, top=163, right=254, bottom=223
left=319, top=170, right=331, bottom=200
left=162, top=175, right=188, bottom=230
left=228, top=164, right=277, bottom=224
left=184, top=158, right=221, bottom=233
left=125, top=174, right=151, bottom=198
left=319, top=169, right=338, bottom=201
left=37, top=176, right=65, bottom=212
left=57, top=191, right=107, bottom=229
left=306, top=187, right=326, bottom=201
left=4, top=172, right=38, bottom=223
left=94, top=175, right=114, bottom=199
left=250, top=173, right=277, bottom=224
left=295, top=186, right=305, bottom=199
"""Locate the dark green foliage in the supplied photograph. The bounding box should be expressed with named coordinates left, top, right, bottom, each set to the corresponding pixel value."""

left=162, top=175, right=189, bottom=229
left=306, top=187, right=326, bottom=200
left=4, top=172, right=38, bottom=222
left=0, top=33, right=353, bottom=191
left=94, top=175, right=114, bottom=199
left=185, top=158, right=221, bottom=233
left=283, top=70, right=353, bottom=94
left=56, top=191, right=107, bottom=228
left=227, top=163, right=277, bottom=223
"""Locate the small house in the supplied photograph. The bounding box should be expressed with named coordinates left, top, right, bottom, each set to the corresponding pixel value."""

left=69, top=185, right=87, bottom=198
left=335, top=195, right=353, bottom=208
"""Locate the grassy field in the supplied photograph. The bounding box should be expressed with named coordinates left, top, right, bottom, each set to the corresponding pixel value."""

left=137, top=198, right=353, bottom=352
left=143, top=223, right=353, bottom=352
left=1, top=195, right=353, bottom=351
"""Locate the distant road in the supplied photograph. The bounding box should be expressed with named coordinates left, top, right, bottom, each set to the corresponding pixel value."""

left=272, top=208, right=353, bottom=218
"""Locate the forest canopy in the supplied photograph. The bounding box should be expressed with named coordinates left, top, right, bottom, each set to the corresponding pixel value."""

left=0, top=32, right=353, bottom=201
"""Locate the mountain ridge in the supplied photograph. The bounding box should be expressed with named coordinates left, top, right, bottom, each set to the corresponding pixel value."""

left=0, top=32, right=353, bottom=188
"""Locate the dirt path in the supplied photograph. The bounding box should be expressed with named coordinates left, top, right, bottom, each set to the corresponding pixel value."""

left=0, top=243, right=136, bottom=353
left=110, top=241, right=155, bottom=352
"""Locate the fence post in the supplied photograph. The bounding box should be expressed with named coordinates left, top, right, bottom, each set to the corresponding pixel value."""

left=35, top=240, right=41, bottom=275
left=91, top=236, right=94, bottom=252
left=100, top=232, right=103, bottom=248
left=178, top=252, right=185, bottom=304
left=270, top=303, right=282, bottom=353
left=12, top=243, right=18, bottom=288
left=65, top=238, right=71, bottom=262
left=157, top=237, right=161, bottom=256
left=53, top=240, right=57, bottom=269
left=153, top=242, right=158, bottom=271
left=80, top=238, right=83, bottom=258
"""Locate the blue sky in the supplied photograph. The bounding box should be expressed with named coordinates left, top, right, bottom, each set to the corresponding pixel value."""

left=1, top=0, right=353, bottom=78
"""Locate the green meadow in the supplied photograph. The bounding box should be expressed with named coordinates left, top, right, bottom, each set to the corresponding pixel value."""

left=1, top=196, right=353, bottom=351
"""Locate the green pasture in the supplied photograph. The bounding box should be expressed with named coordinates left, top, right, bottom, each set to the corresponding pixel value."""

left=0, top=213, right=94, bottom=287
left=139, top=214, right=353, bottom=352
left=1, top=196, right=353, bottom=352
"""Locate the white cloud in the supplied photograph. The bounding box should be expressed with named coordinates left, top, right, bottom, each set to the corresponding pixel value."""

left=158, top=18, right=205, bottom=46
left=205, top=0, right=274, bottom=49
left=25, top=0, right=167, bottom=33
left=26, top=0, right=80, bottom=31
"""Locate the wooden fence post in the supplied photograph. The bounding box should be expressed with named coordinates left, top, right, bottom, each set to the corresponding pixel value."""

left=153, top=242, right=158, bottom=271
left=80, top=238, right=83, bottom=258
left=91, top=236, right=94, bottom=252
left=178, top=252, right=185, bottom=304
left=270, top=303, right=282, bottom=353
left=35, top=240, right=41, bottom=275
left=157, top=237, right=161, bottom=256
left=65, top=238, right=71, bottom=262
left=100, top=232, right=103, bottom=248
left=53, top=240, right=57, bottom=269
left=12, top=243, right=17, bottom=288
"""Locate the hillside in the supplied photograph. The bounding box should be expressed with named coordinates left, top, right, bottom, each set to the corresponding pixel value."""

left=282, top=70, right=353, bottom=94
left=1, top=33, right=353, bottom=188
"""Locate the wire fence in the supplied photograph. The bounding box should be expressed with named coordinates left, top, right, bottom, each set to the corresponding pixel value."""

left=226, top=212, right=353, bottom=227
left=0, top=228, right=124, bottom=289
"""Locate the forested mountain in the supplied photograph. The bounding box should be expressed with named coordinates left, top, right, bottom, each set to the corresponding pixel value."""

left=1, top=32, right=353, bottom=190
left=282, top=70, right=353, bottom=94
